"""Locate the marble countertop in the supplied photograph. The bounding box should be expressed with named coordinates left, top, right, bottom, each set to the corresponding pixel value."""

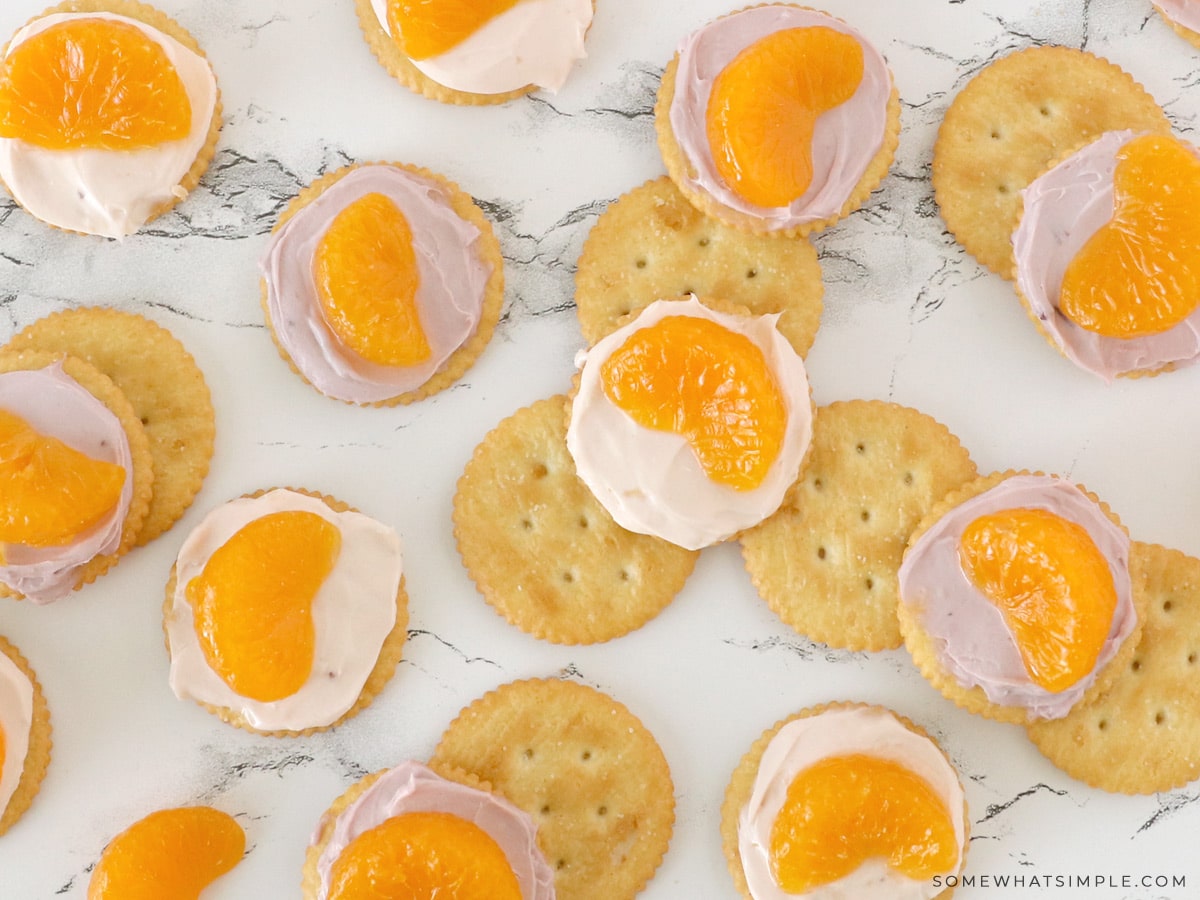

left=1, top=0, right=1199, bottom=897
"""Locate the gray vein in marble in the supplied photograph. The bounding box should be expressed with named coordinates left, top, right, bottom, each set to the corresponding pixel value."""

left=975, top=782, right=1071, bottom=827
left=1136, top=789, right=1200, bottom=834
left=722, top=634, right=867, bottom=665
left=405, top=629, right=504, bottom=669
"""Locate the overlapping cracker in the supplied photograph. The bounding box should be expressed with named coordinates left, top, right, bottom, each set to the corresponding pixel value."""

left=932, top=45, right=1169, bottom=278
left=162, top=487, right=409, bottom=738
left=0, top=636, right=51, bottom=837
left=453, top=396, right=698, bottom=644
left=261, top=162, right=505, bottom=407
left=6, top=307, right=214, bottom=545
left=1027, top=542, right=1200, bottom=793
left=897, top=470, right=1146, bottom=726
left=740, top=400, right=976, bottom=651
left=0, top=0, right=223, bottom=235
left=574, top=177, right=824, bottom=355
left=720, top=702, right=965, bottom=900
left=430, top=677, right=675, bottom=900
left=0, top=349, right=154, bottom=600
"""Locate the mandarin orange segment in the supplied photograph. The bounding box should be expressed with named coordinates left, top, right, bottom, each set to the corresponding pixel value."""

left=0, top=17, right=192, bottom=151
left=706, top=26, right=864, bottom=208
left=313, top=191, right=432, bottom=368
left=388, top=0, right=522, bottom=60
left=186, top=510, right=341, bottom=703
left=768, top=753, right=958, bottom=892
left=1060, top=134, right=1200, bottom=338
left=328, top=811, right=523, bottom=900
left=0, top=408, right=125, bottom=549
left=87, top=806, right=244, bottom=900
left=959, top=507, right=1118, bottom=693
left=600, top=315, right=787, bottom=491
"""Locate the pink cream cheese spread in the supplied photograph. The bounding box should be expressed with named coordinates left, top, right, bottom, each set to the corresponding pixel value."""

left=1157, top=0, right=1200, bottom=32
left=667, top=5, right=892, bottom=231
left=898, top=474, right=1136, bottom=720
left=0, top=362, right=132, bottom=604
left=739, top=707, right=965, bottom=900
left=1013, top=129, right=1200, bottom=381
left=0, top=650, right=33, bottom=821
left=260, top=165, right=492, bottom=404
left=313, top=760, right=555, bottom=899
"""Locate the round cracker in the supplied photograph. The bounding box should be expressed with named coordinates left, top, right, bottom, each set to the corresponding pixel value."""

left=574, top=177, right=824, bottom=355
left=430, top=677, right=675, bottom=900
left=740, top=400, right=977, bottom=652
left=260, top=162, right=505, bottom=407
left=0, top=349, right=154, bottom=600
left=653, top=5, right=902, bottom=238
left=1027, top=542, right=1200, bottom=794
left=301, top=762, right=497, bottom=898
left=6, top=307, right=214, bottom=546
left=162, top=487, right=409, bottom=738
left=897, top=470, right=1146, bottom=726
left=0, top=636, right=52, bottom=836
left=453, top=396, right=698, bottom=644
left=932, top=45, right=1169, bottom=278
left=0, top=0, right=223, bottom=236
left=720, top=702, right=966, bottom=900
left=353, top=0, right=595, bottom=106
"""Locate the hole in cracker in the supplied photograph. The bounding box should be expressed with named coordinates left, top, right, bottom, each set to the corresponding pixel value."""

left=865, top=577, right=874, bottom=590
left=541, top=804, right=551, bottom=815
left=556, top=859, right=567, bottom=871
left=140, top=416, right=150, bottom=426
left=635, top=258, right=646, bottom=268
left=619, top=569, right=630, bottom=581
left=1039, top=105, right=1051, bottom=117
left=581, top=749, right=592, bottom=761
left=563, top=571, right=575, bottom=583
left=597, top=805, right=608, bottom=816
left=698, top=237, right=710, bottom=247
left=521, top=518, right=533, bottom=530
left=524, top=747, right=535, bottom=760
left=532, top=462, right=549, bottom=479
left=990, top=129, right=1001, bottom=139
left=746, top=268, right=757, bottom=279
left=682, top=286, right=694, bottom=295
left=1163, top=599, right=1174, bottom=612
left=860, top=510, right=870, bottom=522
left=618, top=306, right=631, bottom=316
left=817, top=547, right=827, bottom=560
left=1155, top=711, right=1166, bottom=726
left=855, top=442, right=865, bottom=454
left=1097, top=718, right=1108, bottom=731
left=812, top=477, right=823, bottom=490
left=1188, top=652, right=1197, bottom=665
left=903, top=472, right=914, bottom=485
left=1131, top=658, right=1142, bottom=672
left=579, top=515, right=589, bottom=528
left=997, top=184, right=1009, bottom=194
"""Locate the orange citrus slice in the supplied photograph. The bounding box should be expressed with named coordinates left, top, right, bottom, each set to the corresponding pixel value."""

left=327, top=810, right=523, bottom=900
left=387, top=0, right=522, bottom=60
left=0, top=408, right=125, bottom=548
left=312, top=191, right=432, bottom=368
left=959, top=507, right=1118, bottom=693
left=1060, top=134, right=1200, bottom=338
left=186, top=510, right=341, bottom=702
left=0, top=17, right=192, bottom=151
left=87, top=806, right=244, bottom=900
left=706, top=26, right=864, bottom=208
left=600, top=314, right=787, bottom=491
left=769, top=753, right=958, bottom=892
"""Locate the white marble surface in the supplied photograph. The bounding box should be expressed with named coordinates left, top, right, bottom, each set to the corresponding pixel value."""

left=0, top=0, right=1198, bottom=897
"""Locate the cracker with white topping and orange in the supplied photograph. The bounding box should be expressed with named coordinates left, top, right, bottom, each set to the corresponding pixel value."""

left=0, top=0, right=222, bottom=238
left=1027, top=542, right=1200, bottom=794
left=897, top=471, right=1146, bottom=726
left=655, top=3, right=900, bottom=237
left=5, top=306, right=214, bottom=546
left=722, top=702, right=967, bottom=899
left=740, top=400, right=977, bottom=652
left=0, top=348, right=154, bottom=602
left=430, top=677, right=675, bottom=900
left=0, top=636, right=51, bottom=837
left=260, top=162, right=504, bottom=407
left=574, top=176, right=824, bottom=355
left=453, top=395, right=698, bottom=645
left=162, top=487, right=408, bottom=738
left=354, top=0, right=596, bottom=106
left=932, top=45, right=1169, bottom=278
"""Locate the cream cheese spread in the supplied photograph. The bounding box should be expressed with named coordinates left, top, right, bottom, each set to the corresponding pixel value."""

left=0, top=650, right=34, bottom=821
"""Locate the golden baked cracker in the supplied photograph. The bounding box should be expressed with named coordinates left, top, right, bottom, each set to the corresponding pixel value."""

left=353, top=0, right=595, bottom=106
left=721, top=702, right=965, bottom=900
left=301, top=762, right=494, bottom=898
left=0, top=0, right=223, bottom=235
left=740, top=400, right=977, bottom=652
left=932, top=45, right=1169, bottom=278
left=261, top=162, right=505, bottom=407
left=454, top=396, right=698, bottom=644
left=897, top=470, right=1146, bottom=726
left=1027, top=542, right=1200, bottom=793
left=6, top=307, right=214, bottom=545
left=430, top=677, right=675, bottom=900
left=654, top=7, right=902, bottom=238
left=0, top=636, right=51, bottom=836
left=162, top=488, right=409, bottom=739
left=574, top=177, right=824, bottom=355
left=0, top=349, right=154, bottom=600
